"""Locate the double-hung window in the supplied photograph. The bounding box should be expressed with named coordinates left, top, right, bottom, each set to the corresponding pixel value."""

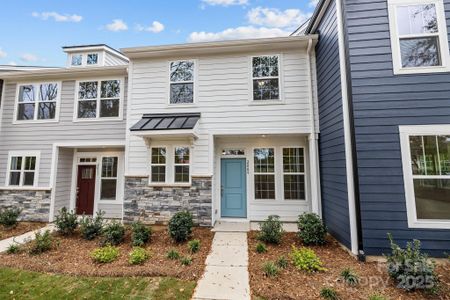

left=169, top=60, right=194, bottom=104
left=100, top=157, right=118, bottom=200
left=151, top=147, right=166, bottom=183
left=254, top=148, right=276, bottom=199
left=77, top=79, right=122, bottom=119
left=388, top=0, right=449, bottom=73
left=7, top=152, right=39, bottom=187
left=16, top=83, right=59, bottom=121
left=174, top=147, right=190, bottom=183
left=283, top=148, right=305, bottom=200
left=252, top=55, right=280, bottom=101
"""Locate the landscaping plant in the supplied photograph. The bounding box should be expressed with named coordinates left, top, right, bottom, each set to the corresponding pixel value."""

left=368, top=294, right=387, bottom=300
left=131, top=221, right=151, bottom=247
left=168, top=211, right=194, bottom=242
left=188, top=239, right=200, bottom=253
left=180, top=256, right=193, bottom=266
left=128, top=247, right=150, bottom=265
left=0, top=207, right=21, bottom=228
left=276, top=256, right=288, bottom=269
left=256, top=242, right=267, bottom=253
left=29, top=230, right=53, bottom=255
left=166, top=249, right=180, bottom=260
left=341, top=268, right=359, bottom=286
left=6, top=243, right=20, bottom=254
left=101, top=221, right=125, bottom=246
left=79, top=211, right=104, bottom=240
left=385, top=233, right=437, bottom=291
left=91, top=245, right=120, bottom=263
left=262, top=261, right=279, bottom=278
left=55, top=207, right=78, bottom=235
left=320, top=287, right=339, bottom=300
left=258, top=215, right=284, bottom=244
left=290, top=246, right=326, bottom=272
left=297, top=212, right=327, bottom=245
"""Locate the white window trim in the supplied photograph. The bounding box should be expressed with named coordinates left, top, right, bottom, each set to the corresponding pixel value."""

left=86, top=53, right=99, bottom=66
left=150, top=146, right=167, bottom=184
left=167, top=59, right=197, bottom=106
left=281, top=147, right=307, bottom=201
left=399, top=124, right=450, bottom=229
left=5, top=150, right=40, bottom=187
left=99, top=156, right=119, bottom=201
left=148, top=144, right=192, bottom=186
left=249, top=54, right=284, bottom=104
left=174, top=146, right=191, bottom=184
left=70, top=54, right=83, bottom=67
left=13, top=81, right=61, bottom=124
left=252, top=147, right=277, bottom=200
left=70, top=52, right=101, bottom=67
left=387, top=0, right=450, bottom=74
left=73, top=77, right=125, bottom=122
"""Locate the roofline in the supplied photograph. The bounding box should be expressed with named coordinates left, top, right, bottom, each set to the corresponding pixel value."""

left=141, top=112, right=201, bottom=118
left=0, top=65, right=59, bottom=70
left=121, top=35, right=318, bottom=59
left=304, top=0, right=330, bottom=34
left=62, top=44, right=129, bottom=62
left=0, top=65, right=128, bottom=81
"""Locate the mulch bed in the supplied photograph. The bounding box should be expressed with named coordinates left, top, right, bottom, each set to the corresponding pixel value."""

left=248, top=231, right=450, bottom=300
left=0, top=222, right=46, bottom=240
left=0, top=226, right=213, bottom=282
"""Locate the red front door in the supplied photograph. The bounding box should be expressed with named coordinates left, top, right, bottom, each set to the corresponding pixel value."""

left=76, top=165, right=96, bottom=215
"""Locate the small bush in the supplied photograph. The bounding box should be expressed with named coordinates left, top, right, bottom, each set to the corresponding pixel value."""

left=276, top=256, right=288, bottom=269
left=341, top=268, right=359, bottom=286
left=131, top=221, right=151, bottom=247
left=290, top=246, right=326, bottom=272
left=55, top=207, right=78, bottom=236
left=180, top=256, right=192, bottom=266
left=29, top=230, right=52, bottom=255
left=385, top=233, right=437, bottom=291
left=188, top=239, right=200, bottom=254
left=6, top=244, right=20, bottom=254
left=91, top=245, right=119, bottom=263
left=79, top=211, right=104, bottom=240
left=0, top=207, right=21, bottom=228
left=368, top=294, right=387, bottom=300
left=128, top=247, right=150, bottom=265
left=166, top=249, right=180, bottom=260
left=297, top=213, right=327, bottom=245
left=256, top=242, right=267, bottom=253
left=320, top=287, right=339, bottom=300
left=262, top=261, right=279, bottom=277
left=101, top=221, right=125, bottom=246
left=258, top=215, right=284, bottom=244
left=168, top=211, right=194, bottom=243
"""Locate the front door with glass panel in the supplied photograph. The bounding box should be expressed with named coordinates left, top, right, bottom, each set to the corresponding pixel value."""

left=221, top=158, right=247, bottom=218
left=76, top=165, right=96, bottom=215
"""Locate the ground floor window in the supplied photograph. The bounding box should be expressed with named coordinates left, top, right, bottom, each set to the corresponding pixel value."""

left=283, top=148, right=305, bottom=200
left=149, top=145, right=191, bottom=184
left=100, top=157, right=118, bottom=200
left=254, top=148, right=275, bottom=199
left=7, top=151, right=39, bottom=187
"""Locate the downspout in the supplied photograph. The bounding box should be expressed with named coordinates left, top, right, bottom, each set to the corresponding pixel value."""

left=306, top=38, right=322, bottom=217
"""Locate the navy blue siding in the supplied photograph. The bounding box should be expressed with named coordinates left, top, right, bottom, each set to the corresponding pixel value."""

left=315, top=0, right=352, bottom=249
left=345, top=0, right=450, bottom=257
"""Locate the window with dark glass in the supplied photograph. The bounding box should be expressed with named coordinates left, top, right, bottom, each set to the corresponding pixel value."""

left=151, top=147, right=166, bottom=183
left=170, top=61, right=194, bottom=104
left=283, top=148, right=305, bottom=200
left=8, top=156, right=36, bottom=186
left=174, top=147, right=190, bottom=183
left=254, top=148, right=275, bottom=199
left=100, top=157, right=118, bottom=200
left=77, top=80, right=121, bottom=119
left=87, top=53, right=98, bottom=65
left=17, top=83, right=58, bottom=121
left=252, top=56, right=280, bottom=101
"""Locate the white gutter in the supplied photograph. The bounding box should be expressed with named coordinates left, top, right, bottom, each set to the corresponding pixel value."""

left=336, top=0, right=359, bottom=255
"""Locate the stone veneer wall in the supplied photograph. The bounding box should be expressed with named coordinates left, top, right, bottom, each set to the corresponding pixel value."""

left=0, top=189, right=51, bottom=222
left=124, top=176, right=212, bottom=226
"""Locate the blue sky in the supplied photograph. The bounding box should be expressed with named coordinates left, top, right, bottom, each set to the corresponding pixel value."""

left=0, top=0, right=317, bottom=67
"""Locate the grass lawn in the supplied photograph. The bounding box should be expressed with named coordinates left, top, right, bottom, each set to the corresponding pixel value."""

left=0, top=268, right=196, bottom=300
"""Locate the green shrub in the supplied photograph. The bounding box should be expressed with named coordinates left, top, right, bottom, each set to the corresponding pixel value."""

left=128, top=247, right=150, bottom=265
left=297, top=213, right=327, bottom=245
left=341, top=268, right=359, bottom=286
left=6, top=244, right=20, bottom=254
left=258, top=215, right=284, bottom=245
left=385, top=233, right=437, bottom=291
left=55, top=207, right=78, bottom=236
left=0, top=207, right=21, bottom=228
left=320, top=287, right=339, bottom=300
left=91, top=245, right=120, bottom=263
left=256, top=242, right=267, bottom=253
left=166, top=249, right=180, bottom=260
left=262, top=261, right=279, bottom=277
left=131, top=221, right=151, bottom=247
left=290, top=246, right=326, bottom=272
left=168, top=211, right=194, bottom=242
left=79, top=211, right=104, bottom=240
left=101, top=221, right=125, bottom=246
left=188, top=239, right=200, bottom=254
left=276, top=256, right=288, bottom=269
left=368, top=294, right=387, bottom=300
left=180, top=256, right=192, bottom=266
left=29, top=230, right=53, bottom=255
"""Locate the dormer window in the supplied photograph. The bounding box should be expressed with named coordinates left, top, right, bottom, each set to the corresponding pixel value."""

left=87, top=53, right=98, bottom=65
left=71, top=54, right=82, bottom=66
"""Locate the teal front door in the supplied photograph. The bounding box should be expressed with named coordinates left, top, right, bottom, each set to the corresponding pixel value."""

left=221, top=158, right=247, bottom=218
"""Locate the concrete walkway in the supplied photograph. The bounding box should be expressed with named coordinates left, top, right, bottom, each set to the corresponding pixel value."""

left=0, top=224, right=56, bottom=253
left=193, top=231, right=250, bottom=300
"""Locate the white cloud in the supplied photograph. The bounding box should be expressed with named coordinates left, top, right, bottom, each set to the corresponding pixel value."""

left=20, top=53, right=39, bottom=62
left=32, top=11, right=82, bottom=22
left=201, top=0, right=248, bottom=6
left=247, top=7, right=309, bottom=29
left=105, top=19, right=128, bottom=32
left=188, top=26, right=290, bottom=43
left=0, top=48, right=6, bottom=58
left=309, top=0, right=319, bottom=8
left=8, top=61, right=17, bottom=66
left=136, top=21, right=165, bottom=33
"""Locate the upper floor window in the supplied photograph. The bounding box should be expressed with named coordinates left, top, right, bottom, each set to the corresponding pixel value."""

left=6, top=151, right=39, bottom=187
left=16, top=83, right=59, bottom=121
left=76, top=79, right=122, bottom=120
left=252, top=55, right=280, bottom=101
left=87, top=53, right=98, bottom=65
left=388, top=0, right=449, bottom=74
left=71, top=54, right=82, bottom=66
left=169, top=60, right=194, bottom=104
